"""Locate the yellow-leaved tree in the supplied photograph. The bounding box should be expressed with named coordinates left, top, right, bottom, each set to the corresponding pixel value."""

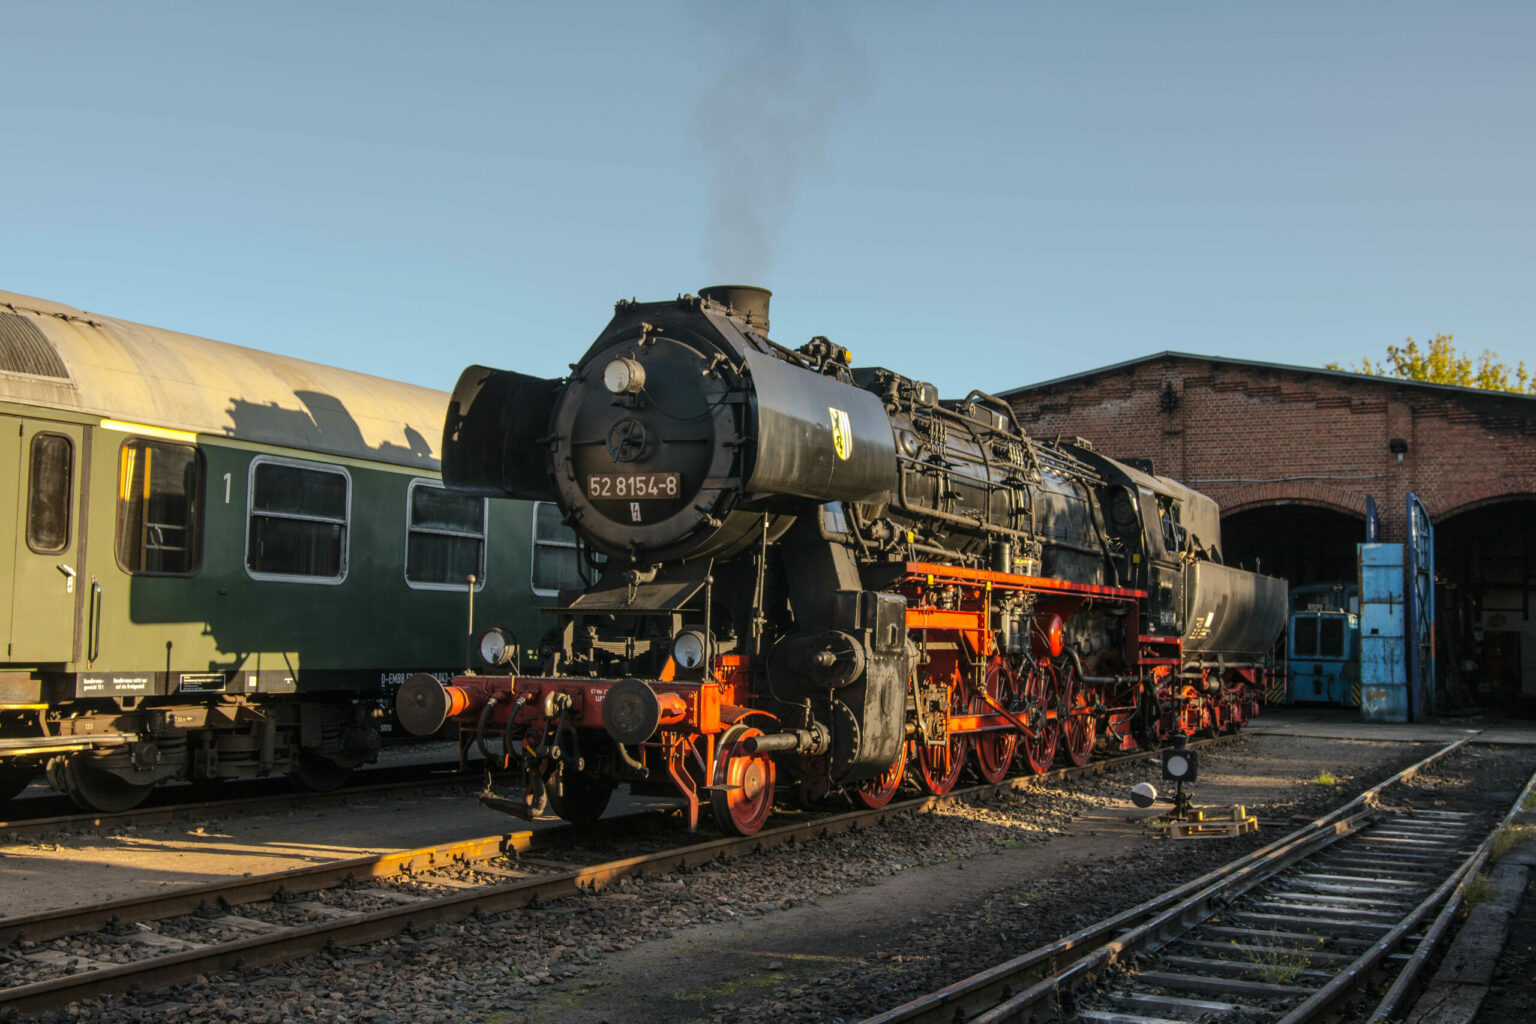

left=1326, top=334, right=1534, bottom=394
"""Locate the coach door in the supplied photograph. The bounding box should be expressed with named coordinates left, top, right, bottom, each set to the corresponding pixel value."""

left=2, top=418, right=86, bottom=664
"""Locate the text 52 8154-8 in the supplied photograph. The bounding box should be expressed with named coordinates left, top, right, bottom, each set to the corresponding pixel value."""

left=587, top=473, right=680, bottom=499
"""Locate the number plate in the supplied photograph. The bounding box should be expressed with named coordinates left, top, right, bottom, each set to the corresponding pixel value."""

left=587, top=473, right=681, bottom=499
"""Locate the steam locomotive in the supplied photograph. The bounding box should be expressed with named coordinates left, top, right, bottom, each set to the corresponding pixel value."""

left=396, top=287, right=1287, bottom=835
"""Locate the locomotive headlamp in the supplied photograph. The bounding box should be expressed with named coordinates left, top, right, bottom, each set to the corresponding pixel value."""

left=602, top=356, right=646, bottom=395
left=477, top=627, right=517, bottom=667
left=1161, top=746, right=1198, bottom=783
left=671, top=629, right=709, bottom=671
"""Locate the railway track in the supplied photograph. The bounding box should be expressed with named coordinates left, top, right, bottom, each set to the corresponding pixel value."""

left=0, top=737, right=1235, bottom=1015
left=861, top=734, right=1536, bottom=1024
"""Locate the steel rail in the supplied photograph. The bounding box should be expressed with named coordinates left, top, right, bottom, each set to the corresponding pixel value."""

left=0, top=829, right=553, bottom=947
left=1357, top=762, right=1536, bottom=1024
left=0, top=735, right=1239, bottom=1014
left=861, top=733, right=1477, bottom=1024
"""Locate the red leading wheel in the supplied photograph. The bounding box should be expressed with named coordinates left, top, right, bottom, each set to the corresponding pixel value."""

left=1057, top=661, right=1096, bottom=768
left=916, top=678, right=968, bottom=796
left=709, top=725, right=776, bottom=836
left=855, top=742, right=908, bottom=809
left=971, top=658, right=1020, bottom=784
left=1017, top=660, right=1060, bottom=774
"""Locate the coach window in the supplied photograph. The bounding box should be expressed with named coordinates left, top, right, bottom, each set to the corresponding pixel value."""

left=116, top=439, right=204, bottom=574
left=246, top=457, right=349, bottom=582
left=406, top=479, right=486, bottom=589
left=26, top=433, right=73, bottom=554
left=531, top=501, right=599, bottom=596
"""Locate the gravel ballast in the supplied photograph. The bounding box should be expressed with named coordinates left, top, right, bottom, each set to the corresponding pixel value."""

left=12, top=731, right=1522, bottom=1024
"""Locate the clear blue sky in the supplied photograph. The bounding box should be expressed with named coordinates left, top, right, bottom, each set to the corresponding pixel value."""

left=3, top=1, right=1532, bottom=398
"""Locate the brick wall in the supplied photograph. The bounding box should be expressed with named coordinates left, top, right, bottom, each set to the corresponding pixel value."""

left=1007, top=355, right=1536, bottom=541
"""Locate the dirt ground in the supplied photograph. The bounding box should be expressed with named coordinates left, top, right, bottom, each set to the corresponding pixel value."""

left=6, top=711, right=1535, bottom=1024
left=492, top=732, right=1460, bottom=1024
left=0, top=777, right=676, bottom=919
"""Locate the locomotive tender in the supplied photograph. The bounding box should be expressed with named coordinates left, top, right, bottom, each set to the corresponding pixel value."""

left=0, top=289, right=568, bottom=812
left=398, top=286, right=1287, bottom=834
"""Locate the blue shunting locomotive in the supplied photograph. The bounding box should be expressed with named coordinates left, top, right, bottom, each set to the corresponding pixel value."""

left=1285, top=582, right=1361, bottom=706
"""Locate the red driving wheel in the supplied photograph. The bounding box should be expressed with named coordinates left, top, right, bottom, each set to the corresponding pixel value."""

left=709, top=725, right=776, bottom=836
left=1057, top=661, right=1096, bottom=768
left=1017, top=660, right=1060, bottom=774
left=916, top=677, right=967, bottom=796
left=855, top=742, right=908, bottom=809
left=971, top=657, right=1020, bottom=784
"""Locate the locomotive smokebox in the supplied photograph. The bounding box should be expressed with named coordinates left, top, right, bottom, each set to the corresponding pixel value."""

left=699, top=285, right=770, bottom=334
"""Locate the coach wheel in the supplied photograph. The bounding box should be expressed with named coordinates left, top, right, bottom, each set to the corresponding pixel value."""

left=710, top=725, right=776, bottom=836
left=971, top=658, right=1020, bottom=785
left=57, top=754, right=154, bottom=813
left=855, top=743, right=907, bottom=810
left=915, top=680, right=967, bottom=796
left=0, top=766, right=35, bottom=802
left=1017, top=661, right=1059, bottom=775
left=545, top=765, right=615, bottom=826
left=290, top=751, right=354, bottom=793
left=1057, top=664, right=1096, bottom=768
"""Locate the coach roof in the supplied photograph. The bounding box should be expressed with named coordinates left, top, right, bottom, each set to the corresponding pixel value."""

left=0, top=289, right=446, bottom=470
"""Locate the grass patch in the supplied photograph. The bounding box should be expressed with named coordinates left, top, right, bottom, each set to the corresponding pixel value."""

left=1244, top=933, right=1323, bottom=983
left=1313, top=770, right=1338, bottom=787
left=1491, top=823, right=1536, bottom=861
left=677, top=973, right=785, bottom=1001
left=1463, top=873, right=1494, bottom=908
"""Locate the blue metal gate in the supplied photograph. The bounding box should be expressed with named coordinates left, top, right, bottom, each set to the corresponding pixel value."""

left=1359, top=543, right=1408, bottom=722
left=1406, top=493, right=1436, bottom=720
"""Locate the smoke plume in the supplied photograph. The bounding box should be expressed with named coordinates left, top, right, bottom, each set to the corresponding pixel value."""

left=692, top=6, right=861, bottom=282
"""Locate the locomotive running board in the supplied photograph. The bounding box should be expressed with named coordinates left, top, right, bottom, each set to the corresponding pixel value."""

left=901, top=561, right=1147, bottom=600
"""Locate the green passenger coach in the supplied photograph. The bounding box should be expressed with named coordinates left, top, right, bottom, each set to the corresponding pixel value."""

left=0, top=289, right=572, bottom=812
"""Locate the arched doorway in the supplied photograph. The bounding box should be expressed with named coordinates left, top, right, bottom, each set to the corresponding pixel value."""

left=1436, top=497, right=1536, bottom=706
left=1220, top=503, right=1367, bottom=588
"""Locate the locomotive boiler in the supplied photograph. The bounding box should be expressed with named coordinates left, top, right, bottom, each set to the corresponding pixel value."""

left=396, top=287, right=1287, bottom=834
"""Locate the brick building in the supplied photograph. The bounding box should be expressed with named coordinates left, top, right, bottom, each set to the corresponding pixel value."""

left=1001, top=353, right=1536, bottom=701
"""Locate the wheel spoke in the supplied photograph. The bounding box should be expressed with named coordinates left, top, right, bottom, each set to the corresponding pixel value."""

left=971, top=658, right=1019, bottom=784
left=1018, top=660, right=1059, bottom=774
left=916, top=677, right=967, bottom=795
left=1058, top=661, right=1095, bottom=767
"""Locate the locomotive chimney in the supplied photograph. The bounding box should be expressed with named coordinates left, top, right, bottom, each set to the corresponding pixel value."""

left=699, top=285, right=770, bottom=334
